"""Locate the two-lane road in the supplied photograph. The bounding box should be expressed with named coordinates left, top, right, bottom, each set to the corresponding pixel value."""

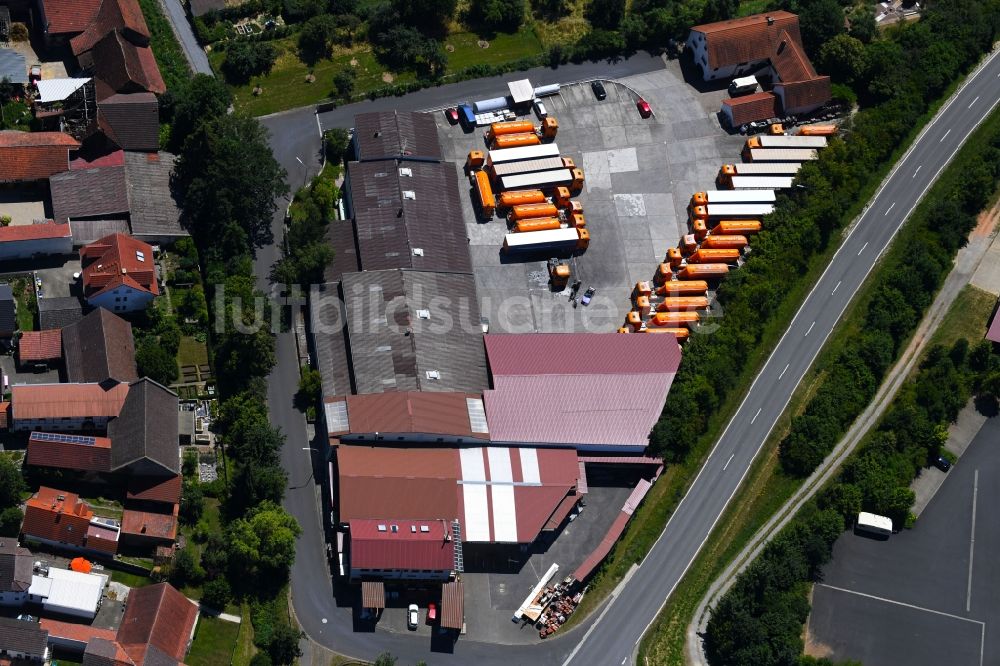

left=562, top=48, right=1000, bottom=666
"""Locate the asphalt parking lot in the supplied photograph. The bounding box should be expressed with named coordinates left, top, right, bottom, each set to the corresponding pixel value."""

left=807, top=415, right=1000, bottom=666
left=435, top=63, right=743, bottom=334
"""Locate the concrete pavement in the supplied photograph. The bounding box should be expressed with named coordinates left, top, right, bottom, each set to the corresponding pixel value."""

left=157, top=0, right=213, bottom=75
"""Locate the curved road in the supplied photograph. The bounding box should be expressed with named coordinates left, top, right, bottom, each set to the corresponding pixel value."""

left=254, top=49, right=1000, bottom=665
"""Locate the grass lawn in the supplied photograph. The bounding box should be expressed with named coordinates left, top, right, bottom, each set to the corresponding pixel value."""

left=110, top=569, right=154, bottom=588
left=187, top=616, right=241, bottom=666
left=10, top=277, right=36, bottom=332
left=178, top=336, right=209, bottom=368
left=927, top=284, right=996, bottom=352
left=233, top=604, right=257, bottom=665
left=445, top=27, right=543, bottom=69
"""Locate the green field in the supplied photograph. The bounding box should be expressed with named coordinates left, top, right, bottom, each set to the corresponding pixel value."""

left=109, top=569, right=154, bottom=588
left=187, top=616, right=241, bottom=666
left=178, top=336, right=210, bottom=368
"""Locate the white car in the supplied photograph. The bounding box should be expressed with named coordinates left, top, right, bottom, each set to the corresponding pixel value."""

left=407, top=604, right=419, bottom=630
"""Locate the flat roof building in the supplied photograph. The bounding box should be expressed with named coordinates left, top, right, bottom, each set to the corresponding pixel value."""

left=348, top=518, right=455, bottom=581
left=27, top=566, right=109, bottom=619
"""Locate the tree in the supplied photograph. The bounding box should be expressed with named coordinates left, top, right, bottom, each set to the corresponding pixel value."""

left=136, top=339, right=179, bottom=386
left=167, top=74, right=232, bottom=152
left=227, top=501, right=302, bottom=578
left=817, top=34, right=866, bottom=86
left=470, top=0, right=526, bottom=31
left=266, top=625, right=303, bottom=665
left=0, top=507, right=23, bottom=537
left=332, top=69, right=355, bottom=100
left=201, top=578, right=232, bottom=609
left=0, top=455, right=25, bottom=508
left=583, top=0, right=623, bottom=29
left=179, top=482, right=205, bottom=525
left=374, top=654, right=398, bottom=666
left=282, top=0, right=326, bottom=22
left=797, top=0, right=845, bottom=56
left=174, top=113, right=288, bottom=259
left=847, top=7, right=877, bottom=43
left=298, top=15, right=336, bottom=63
left=222, top=41, right=278, bottom=84
left=295, top=366, right=322, bottom=411
left=200, top=533, right=230, bottom=577
left=170, top=548, right=204, bottom=587
left=249, top=654, right=273, bottom=666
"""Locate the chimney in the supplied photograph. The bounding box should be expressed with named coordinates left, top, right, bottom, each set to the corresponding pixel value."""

left=141, top=524, right=147, bottom=533
left=767, top=15, right=774, bottom=25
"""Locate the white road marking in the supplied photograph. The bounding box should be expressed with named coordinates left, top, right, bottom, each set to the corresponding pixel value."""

left=296, top=156, right=304, bottom=165
left=805, top=321, right=815, bottom=336
left=832, top=280, right=841, bottom=295
left=779, top=363, right=789, bottom=380
left=940, top=128, right=952, bottom=142
left=967, top=469, right=979, bottom=613
left=858, top=242, right=869, bottom=255
left=751, top=407, right=762, bottom=424
left=817, top=584, right=985, bottom=626
left=884, top=202, right=896, bottom=216
left=913, top=165, right=922, bottom=178
left=969, top=96, right=980, bottom=108
left=723, top=454, right=735, bottom=471
left=621, top=658, right=627, bottom=665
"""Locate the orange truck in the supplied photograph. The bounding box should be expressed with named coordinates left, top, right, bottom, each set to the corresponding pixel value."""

left=474, top=171, right=495, bottom=217
left=677, top=264, right=729, bottom=280
left=486, top=120, right=535, bottom=143
left=553, top=187, right=572, bottom=207
left=666, top=247, right=683, bottom=268
left=649, top=311, right=700, bottom=327
left=692, top=219, right=708, bottom=240
left=514, top=217, right=562, bottom=233
left=700, top=234, right=748, bottom=250
left=687, top=248, right=741, bottom=264
left=653, top=263, right=673, bottom=285
left=508, top=202, right=559, bottom=221
left=645, top=327, right=690, bottom=341
left=656, top=296, right=709, bottom=312
left=656, top=280, right=708, bottom=296
left=712, top=220, right=762, bottom=235
left=798, top=124, right=837, bottom=136
left=499, top=189, right=546, bottom=209
left=492, top=132, right=541, bottom=149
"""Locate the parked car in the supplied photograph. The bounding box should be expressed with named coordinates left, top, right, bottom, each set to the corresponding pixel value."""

left=407, top=604, right=419, bottom=629
left=427, top=603, right=437, bottom=623
left=533, top=99, right=548, bottom=119
left=637, top=98, right=652, bottom=118
left=933, top=455, right=952, bottom=472
left=591, top=80, right=607, bottom=100
left=445, top=108, right=459, bottom=124
left=581, top=287, right=596, bottom=306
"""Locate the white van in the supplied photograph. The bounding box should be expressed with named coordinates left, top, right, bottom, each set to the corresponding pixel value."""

left=533, top=98, right=548, bottom=119
left=856, top=511, right=893, bottom=537
left=729, top=75, right=760, bottom=97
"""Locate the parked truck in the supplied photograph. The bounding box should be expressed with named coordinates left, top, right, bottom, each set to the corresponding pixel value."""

left=687, top=248, right=741, bottom=264
left=717, top=162, right=801, bottom=187
left=649, top=311, right=700, bottom=327
left=727, top=176, right=795, bottom=190
left=500, top=168, right=584, bottom=191
left=474, top=171, right=496, bottom=217
left=493, top=132, right=541, bottom=149
left=712, top=220, right=762, bottom=235
left=502, top=227, right=589, bottom=252
left=745, top=135, right=828, bottom=151
left=798, top=124, right=838, bottom=136
left=690, top=190, right=777, bottom=207
left=488, top=143, right=562, bottom=165
left=499, top=189, right=547, bottom=209
left=491, top=157, right=574, bottom=180
left=677, top=263, right=730, bottom=280
left=700, top=234, right=748, bottom=250
left=515, top=217, right=563, bottom=232
left=656, top=280, right=708, bottom=296
left=689, top=204, right=775, bottom=221
left=656, top=296, right=710, bottom=311
left=745, top=148, right=818, bottom=162
left=508, top=202, right=559, bottom=221
left=486, top=118, right=559, bottom=143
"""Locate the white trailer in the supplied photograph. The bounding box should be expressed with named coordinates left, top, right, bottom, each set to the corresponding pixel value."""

left=724, top=162, right=803, bottom=176
left=502, top=227, right=581, bottom=252
left=693, top=190, right=777, bottom=204
left=501, top=168, right=574, bottom=190
left=491, top=156, right=566, bottom=177
left=729, top=176, right=795, bottom=190
left=746, top=148, right=818, bottom=162
left=856, top=512, right=893, bottom=537
left=728, top=75, right=759, bottom=96
left=697, top=203, right=775, bottom=219
left=754, top=135, right=828, bottom=149
left=488, top=143, right=561, bottom=165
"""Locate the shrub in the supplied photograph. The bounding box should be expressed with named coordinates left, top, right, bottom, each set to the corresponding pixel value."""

left=222, top=41, right=278, bottom=84
left=201, top=578, right=233, bottom=609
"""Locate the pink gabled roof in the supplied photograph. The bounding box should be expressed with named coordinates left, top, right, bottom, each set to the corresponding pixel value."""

left=482, top=334, right=681, bottom=449
left=348, top=519, right=454, bottom=571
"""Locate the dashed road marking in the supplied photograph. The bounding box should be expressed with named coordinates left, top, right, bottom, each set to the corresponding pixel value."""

left=913, top=165, right=922, bottom=178
left=832, top=280, right=841, bottom=295
left=940, top=128, right=952, bottom=142
left=751, top=407, right=762, bottom=424
left=779, top=363, right=789, bottom=380
left=858, top=242, right=869, bottom=255
left=884, top=202, right=896, bottom=216
left=723, top=454, right=735, bottom=471
left=969, top=96, right=980, bottom=108
left=805, top=321, right=816, bottom=336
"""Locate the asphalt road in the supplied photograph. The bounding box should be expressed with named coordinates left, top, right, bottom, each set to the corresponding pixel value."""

left=157, top=0, right=213, bottom=75
left=254, top=48, right=1000, bottom=665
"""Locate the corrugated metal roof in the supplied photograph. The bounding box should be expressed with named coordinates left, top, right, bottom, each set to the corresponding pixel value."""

left=323, top=221, right=360, bottom=283
left=36, top=78, right=92, bottom=103
left=361, top=580, right=385, bottom=609
left=441, top=581, right=464, bottom=629
left=338, top=446, right=460, bottom=521
left=483, top=334, right=680, bottom=450
left=342, top=392, right=486, bottom=440
left=353, top=111, right=442, bottom=162
left=342, top=270, right=488, bottom=395
left=310, top=282, right=353, bottom=400
left=348, top=519, right=454, bottom=572
left=347, top=160, right=470, bottom=273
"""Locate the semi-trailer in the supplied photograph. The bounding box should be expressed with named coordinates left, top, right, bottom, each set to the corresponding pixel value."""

left=717, top=162, right=801, bottom=186
left=687, top=248, right=741, bottom=264
left=514, top=217, right=562, bottom=233
left=474, top=171, right=495, bottom=217
left=798, top=125, right=837, bottom=136
left=700, top=234, right=748, bottom=250
left=644, top=327, right=690, bottom=341
left=487, top=143, right=562, bottom=165
left=745, top=134, right=828, bottom=150
left=486, top=118, right=559, bottom=142
left=656, top=280, right=708, bottom=296
left=649, top=311, right=700, bottom=327
left=712, top=220, right=762, bottom=235
left=500, top=168, right=584, bottom=191
left=499, top=190, right=547, bottom=208
left=493, top=132, right=540, bottom=149
left=656, top=296, right=710, bottom=311
left=508, top=202, right=559, bottom=221
left=689, top=204, right=774, bottom=220
left=502, top=227, right=589, bottom=252
left=691, top=190, right=777, bottom=206
left=728, top=176, right=795, bottom=190
left=491, top=157, right=569, bottom=179
left=677, top=264, right=729, bottom=279
left=745, top=148, right=818, bottom=162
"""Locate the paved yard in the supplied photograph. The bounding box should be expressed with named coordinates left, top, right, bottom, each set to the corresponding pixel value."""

left=435, top=63, right=744, bottom=334
left=0, top=190, right=47, bottom=226
left=807, top=416, right=1000, bottom=666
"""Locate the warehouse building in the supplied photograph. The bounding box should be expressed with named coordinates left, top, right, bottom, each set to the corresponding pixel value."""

left=324, top=391, right=489, bottom=446
left=351, top=110, right=443, bottom=162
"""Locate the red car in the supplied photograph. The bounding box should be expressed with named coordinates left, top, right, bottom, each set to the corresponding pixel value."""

left=637, top=98, right=652, bottom=119
left=445, top=108, right=459, bottom=124
left=427, top=602, right=437, bottom=623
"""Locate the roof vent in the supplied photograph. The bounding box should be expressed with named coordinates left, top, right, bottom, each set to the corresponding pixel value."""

left=121, top=268, right=127, bottom=274
left=412, top=248, right=424, bottom=256
left=425, top=370, right=441, bottom=380
left=420, top=525, right=430, bottom=533
left=416, top=309, right=431, bottom=319
left=57, top=495, right=65, bottom=501
left=374, top=131, right=381, bottom=138
left=377, top=524, right=387, bottom=532
left=410, top=525, right=417, bottom=533
left=390, top=524, right=399, bottom=533
left=136, top=250, right=145, bottom=262
left=399, top=167, right=413, bottom=177
left=402, top=190, right=416, bottom=200
left=766, top=15, right=774, bottom=25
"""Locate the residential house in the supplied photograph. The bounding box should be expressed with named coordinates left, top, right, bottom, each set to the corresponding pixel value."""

left=0, top=616, right=49, bottom=663
left=108, top=378, right=180, bottom=477
left=17, top=329, right=62, bottom=370
left=0, top=221, right=73, bottom=262
left=61, top=306, right=138, bottom=384
left=37, top=0, right=103, bottom=46
left=114, top=583, right=199, bottom=665
left=0, top=539, right=32, bottom=607
left=9, top=382, right=130, bottom=431
left=20, top=487, right=120, bottom=556
left=0, top=131, right=80, bottom=183
left=80, top=233, right=158, bottom=313
left=0, top=284, right=15, bottom=338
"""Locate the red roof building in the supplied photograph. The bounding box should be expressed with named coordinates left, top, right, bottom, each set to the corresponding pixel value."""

left=26, top=432, right=112, bottom=473
left=39, top=0, right=104, bottom=37
left=22, top=487, right=94, bottom=549
left=348, top=519, right=455, bottom=581
left=120, top=506, right=178, bottom=547
left=324, top=391, right=490, bottom=444
left=10, top=382, right=129, bottom=431
left=17, top=330, right=63, bottom=363
left=70, top=0, right=165, bottom=97
left=0, top=131, right=80, bottom=183
left=117, top=582, right=199, bottom=664
left=0, top=221, right=73, bottom=263
left=720, top=92, right=781, bottom=128
left=482, top=333, right=682, bottom=452
left=126, top=475, right=182, bottom=506
left=80, top=233, right=158, bottom=313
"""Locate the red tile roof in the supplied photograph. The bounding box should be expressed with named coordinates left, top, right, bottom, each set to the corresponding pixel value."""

left=41, top=0, right=104, bottom=35
left=71, top=0, right=150, bottom=55
left=721, top=92, right=780, bottom=126
left=27, top=432, right=112, bottom=473
left=117, top=583, right=198, bottom=663
left=11, top=382, right=130, bottom=421
left=81, top=233, right=158, bottom=299
left=0, top=222, right=72, bottom=244
left=40, top=618, right=116, bottom=645
left=90, top=30, right=166, bottom=96
left=341, top=392, right=487, bottom=439
left=0, top=131, right=79, bottom=183
left=86, top=523, right=121, bottom=554
left=770, top=30, right=817, bottom=81
left=339, top=446, right=459, bottom=521
left=18, top=329, right=63, bottom=361
left=776, top=77, right=832, bottom=112
left=70, top=149, right=126, bottom=170
left=690, top=10, right=802, bottom=70
left=482, top=334, right=682, bottom=449
left=22, top=487, right=94, bottom=547
left=127, top=475, right=182, bottom=505
left=348, top=519, right=454, bottom=572
left=120, top=508, right=178, bottom=542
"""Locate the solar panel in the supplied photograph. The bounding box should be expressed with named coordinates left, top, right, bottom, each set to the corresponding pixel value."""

left=30, top=432, right=97, bottom=446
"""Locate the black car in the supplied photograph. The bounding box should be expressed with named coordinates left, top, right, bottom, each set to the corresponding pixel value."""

left=591, top=80, right=607, bottom=100
left=933, top=455, right=952, bottom=472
